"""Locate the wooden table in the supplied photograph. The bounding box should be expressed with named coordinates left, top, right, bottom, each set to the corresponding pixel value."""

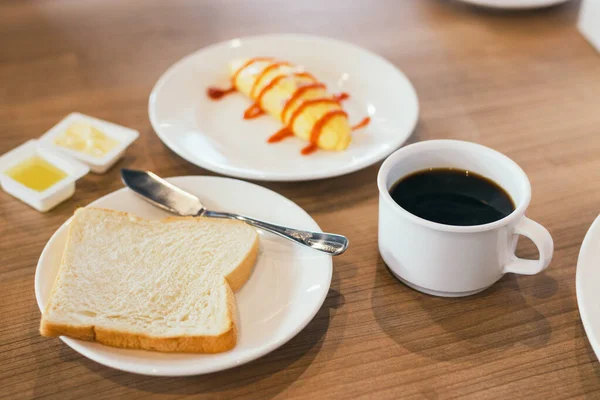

left=2, top=0, right=600, bottom=398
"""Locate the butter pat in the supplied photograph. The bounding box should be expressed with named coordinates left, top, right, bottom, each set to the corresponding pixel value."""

left=54, top=122, right=120, bottom=158
left=5, top=155, right=68, bottom=192
left=0, top=140, right=89, bottom=212
left=40, top=113, right=139, bottom=173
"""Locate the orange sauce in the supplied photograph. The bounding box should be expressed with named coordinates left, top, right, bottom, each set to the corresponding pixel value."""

left=231, top=57, right=273, bottom=88
left=300, top=143, right=318, bottom=155
left=332, top=92, right=349, bottom=102
left=207, top=86, right=236, bottom=100
left=294, top=71, right=317, bottom=81
left=301, top=110, right=348, bottom=155
left=244, top=74, right=289, bottom=119
left=352, top=116, right=371, bottom=131
left=207, top=58, right=370, bottom=155
left=287, top=98, right=342, bottom=131
left=243, top=104, right=264, bottom=119
left=267, top=127, right=294, bottom=143
left=207, top=57, right=273, bottom=101
left=249, top=61, right=290, bottom=98
left=280, top=83, right=326, bottom=123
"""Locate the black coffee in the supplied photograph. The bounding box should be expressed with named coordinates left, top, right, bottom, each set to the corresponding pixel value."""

left=389, top=168, right=515, bottom=226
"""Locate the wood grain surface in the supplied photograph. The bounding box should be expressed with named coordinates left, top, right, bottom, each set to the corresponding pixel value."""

left=2, top=0, right=600, bottom=399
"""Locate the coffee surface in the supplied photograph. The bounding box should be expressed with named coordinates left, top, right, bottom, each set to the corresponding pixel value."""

left=389, top=168, right=515, bottom=226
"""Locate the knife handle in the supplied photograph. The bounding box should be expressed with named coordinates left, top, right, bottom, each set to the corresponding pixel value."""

left=202, top=210, right=349, bottom=256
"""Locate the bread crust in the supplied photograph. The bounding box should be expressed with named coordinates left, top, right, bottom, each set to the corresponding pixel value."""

left=40, top=285, right=238, bottom=353
left=39, top=208, right=259, bottom=353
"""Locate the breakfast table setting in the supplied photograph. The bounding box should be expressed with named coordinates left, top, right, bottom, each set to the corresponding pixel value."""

left=2, top=0, right=600, bottom=399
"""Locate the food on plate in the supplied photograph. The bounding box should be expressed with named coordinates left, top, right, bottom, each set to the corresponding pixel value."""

left=207, top=57, right=370, bottom=155
left=54, top=121, right=120, bottom=158
left=40, top=207, right=259, bottom=353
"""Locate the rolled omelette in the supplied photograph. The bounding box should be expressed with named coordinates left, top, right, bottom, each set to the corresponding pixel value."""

left=229, top=58, right=352, bottom=152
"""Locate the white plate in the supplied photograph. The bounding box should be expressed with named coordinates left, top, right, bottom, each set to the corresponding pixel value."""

left=577, top=214, right=600, bottom=360
left=148, top=34, right=419, bottom=181
left=456, top=0, right=571, bottom=9
left=35, top=176, right=332, bottom=376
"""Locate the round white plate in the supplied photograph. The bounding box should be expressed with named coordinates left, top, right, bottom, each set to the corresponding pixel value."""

left=577, top=214, right=600, bottom=361
left=149, top=34, right=419, bottom=181
left=456, top=0, right=570, bottom=9
left=35, top=176, right=332, bottom=376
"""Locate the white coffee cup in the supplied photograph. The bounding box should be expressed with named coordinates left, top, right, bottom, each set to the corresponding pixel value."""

left=377, top=140, right=553, bottom=297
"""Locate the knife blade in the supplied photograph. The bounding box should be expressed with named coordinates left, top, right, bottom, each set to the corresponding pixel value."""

left=120, top=168, right=349, bottom=255
left=120, top=169, right=205, bottom=216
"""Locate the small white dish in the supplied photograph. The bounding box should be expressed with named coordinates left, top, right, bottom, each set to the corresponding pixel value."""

left=456, top=0, right=571, bottom=9
left=39, top=112, right=139, bottom=173
left=576, top=214, right=600, bottom=360
left=149, top=34, right=419, bottom=181
left=35, top=176, right=332, bottom=376
left=0, top=140, right=89, bottom=212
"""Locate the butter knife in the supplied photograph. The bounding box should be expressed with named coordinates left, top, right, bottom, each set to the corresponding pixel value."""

left=120, top=169, right=349, bottom=256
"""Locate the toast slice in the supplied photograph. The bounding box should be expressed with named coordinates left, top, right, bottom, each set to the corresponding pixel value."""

left=40, top=207, right=259, bottom=353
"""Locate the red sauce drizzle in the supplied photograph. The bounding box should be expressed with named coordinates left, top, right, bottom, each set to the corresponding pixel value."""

left=352, top=116, right=370, bottom=131
left=287, top=99, right=341, bottom=130
left=244, top=74, right=289, bottom=119
left=300, top=143, right=318, bottom=155
left=301, top=110, right=348, bottom=155
left=207, top=58, right=367, bottom=155
left=207, top=86, right=236, bottom=100
left=280, top=83, right=326, bottom=123
left=249, top=61, right=290, bottom=98
left=207, top=57, right=273, bottom=101
left=267, top=127, right=294, bottom=143
left=245, top=72, right=319, bottom=120
left=243, top=105, right=264, bottom=119
left=294, top=71, right=317, bottom=81
left=332, top=92, right=349, bottom=102
left=231, top=57, right=273, bottom=88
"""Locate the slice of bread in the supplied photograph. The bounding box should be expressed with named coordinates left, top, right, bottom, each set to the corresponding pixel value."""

left=40, top=207, right=259, bottom=353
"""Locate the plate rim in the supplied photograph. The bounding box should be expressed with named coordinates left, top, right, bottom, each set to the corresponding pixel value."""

left=34, top=175, right=333, bottom=376
left=148, top=33, right=419, bottom=182
left=456, top=0, right=570, bottom=9
left=576, top=214, right=600, bottom=362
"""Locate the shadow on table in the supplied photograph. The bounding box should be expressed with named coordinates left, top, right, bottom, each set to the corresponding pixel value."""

left=371, top=256, right=556, bottom=362
left=47, top=272, right=346, bottom=399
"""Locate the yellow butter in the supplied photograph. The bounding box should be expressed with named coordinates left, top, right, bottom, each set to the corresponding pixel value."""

left=54, top=122, right=119, bottom=157
left=5, top=155, right=67, bottom=192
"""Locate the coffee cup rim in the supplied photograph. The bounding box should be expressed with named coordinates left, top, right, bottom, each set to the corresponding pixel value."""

left=377, top=139, right=532, bottom=233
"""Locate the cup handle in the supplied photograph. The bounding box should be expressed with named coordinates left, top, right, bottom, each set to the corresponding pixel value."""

left=502, top=216, right=554, bottom=275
